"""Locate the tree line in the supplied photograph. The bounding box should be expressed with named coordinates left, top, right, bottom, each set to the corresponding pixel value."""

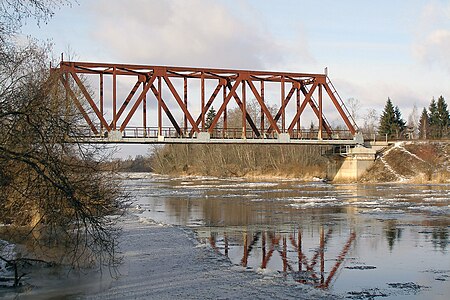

left=377, top=96, right=449, bottom=140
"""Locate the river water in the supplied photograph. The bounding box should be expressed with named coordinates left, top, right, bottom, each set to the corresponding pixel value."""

left=125, top=173, right=450, bottom=299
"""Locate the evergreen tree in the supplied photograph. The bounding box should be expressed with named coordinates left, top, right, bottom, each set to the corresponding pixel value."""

left=394, top=105, right=406, bottom=136
left=205, top=106, right=217, bottom=129
left=418, top=108, right=429, bottom=139
left=436, top=95, right=450, bottom=138
left=378, top=98, right=397, bottom=138
left=428, top=98, right=439, bottom=138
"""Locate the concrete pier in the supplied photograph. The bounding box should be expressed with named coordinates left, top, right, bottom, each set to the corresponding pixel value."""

left=328, top=146, right=377, bottom=182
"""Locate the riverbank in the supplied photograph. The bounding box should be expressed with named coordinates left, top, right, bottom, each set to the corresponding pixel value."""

left=148, top=141, right=450, bottom=183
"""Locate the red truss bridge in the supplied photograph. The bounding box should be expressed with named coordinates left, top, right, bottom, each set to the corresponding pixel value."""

left=53, top=61, right=362, bottom=145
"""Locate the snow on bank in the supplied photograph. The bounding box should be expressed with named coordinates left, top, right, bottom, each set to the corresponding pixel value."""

left=79, top=213, right=335, bottom=300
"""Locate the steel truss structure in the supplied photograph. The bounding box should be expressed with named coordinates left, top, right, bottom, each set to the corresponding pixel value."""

left=53, top=61, right=359, bottom=143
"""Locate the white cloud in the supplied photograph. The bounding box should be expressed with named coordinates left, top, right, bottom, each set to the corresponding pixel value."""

left=89, top=0, right=314, bottom=70
left=413, top=2, right=450, bottom=72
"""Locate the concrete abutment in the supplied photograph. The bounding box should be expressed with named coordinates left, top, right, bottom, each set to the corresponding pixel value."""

left=327, top=146, right=377, bottom=182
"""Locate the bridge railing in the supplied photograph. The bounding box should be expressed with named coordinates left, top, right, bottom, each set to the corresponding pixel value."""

left=74, top=126, right=355, bottom=141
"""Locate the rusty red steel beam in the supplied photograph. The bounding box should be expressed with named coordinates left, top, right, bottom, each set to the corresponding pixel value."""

left=288, top=82, right=319, bottom=133
left=112, top=80, right=142, bottom=128
left=120, top=73, right=157, bottom=131
left=55, top=61, right=357, bottom=138
left=220, top=79, right=260, bottom=137
left=59, top=61, right=325, bottom=81
left=324, top=83, right=356, bottom=135
left=207, top=77, right=242, bottom=132
left=267, top=84, right=297, bottom=133
left=190, top=81, right=223, bottom=135
left=60, top=75, right=98, bottom=134
left=149, top=84, right=182, bottom=135
left=299, top=84, right=333, bottom=136
left=69, top=72, right=110, bottom=131
left=163, top=75, right=199, bottom=133
left=247, top=80, right=280, bottom=134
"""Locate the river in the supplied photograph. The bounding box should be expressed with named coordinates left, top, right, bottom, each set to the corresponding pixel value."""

left=124, top=173, right=449, bottom=299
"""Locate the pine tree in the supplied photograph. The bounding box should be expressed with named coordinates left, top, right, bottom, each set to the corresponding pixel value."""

left=378, top=98, right=397, bottom=137
left=418, top=108, right=429, bottom=139
left=205, top=106, right=217, bottom=129
left=436, top=95, right=450, bottom=138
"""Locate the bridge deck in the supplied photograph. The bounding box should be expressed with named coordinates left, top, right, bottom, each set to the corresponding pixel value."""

left=80, top=136, right=358, bottom=145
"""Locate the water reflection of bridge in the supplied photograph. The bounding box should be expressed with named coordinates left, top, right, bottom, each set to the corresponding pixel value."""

left=197, top=226, right=356, bottom=289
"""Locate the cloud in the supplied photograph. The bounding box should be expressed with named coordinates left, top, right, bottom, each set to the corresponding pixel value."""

left=89, top=0, right=314, bottom=70
left=413, top=2, right=450, bottom=72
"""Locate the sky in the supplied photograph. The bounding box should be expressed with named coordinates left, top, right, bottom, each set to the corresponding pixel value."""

left=21, top=0, right=450, bottom=157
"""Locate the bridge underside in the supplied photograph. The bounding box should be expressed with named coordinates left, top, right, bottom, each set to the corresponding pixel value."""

left=52, top=61, right=359, bottom=145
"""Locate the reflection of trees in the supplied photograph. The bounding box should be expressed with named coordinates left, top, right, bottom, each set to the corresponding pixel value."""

left=385, top=221, right=402, bottom=251
left=162, top=190, right=346, bottom=227
left=431, top=227, right=448, bottom=251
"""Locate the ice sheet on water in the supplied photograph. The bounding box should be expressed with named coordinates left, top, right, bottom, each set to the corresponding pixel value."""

left=408, top=205, right=450, bottom=215
left=0, top=240, right=15, bottom=277
left=287, top=196, right=347, bottom=208
left=422, top=196, right=450, bottom=202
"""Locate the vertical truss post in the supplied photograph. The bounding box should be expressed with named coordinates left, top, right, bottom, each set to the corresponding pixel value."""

left=201, top=73, right=205, bottom=131
left=281, top=76, right=286, bottom=132
left=318, top=84, right=323, bottom=140
left=260, top=81, right=265, bottom=135
left=242, top=80, right=247, bottom=138
left=184, top=77, right=188, bottom=135
left=223, top=84, right=227, bottom=136
left=143, top=82, right=147, bottom=137
left=100, top=73, right=104, bottom=132
left=158, top=76, right=162, bottom=136
left=112, top=67, right=117, bottom=130
left=296, top=85, right=301, bottom=138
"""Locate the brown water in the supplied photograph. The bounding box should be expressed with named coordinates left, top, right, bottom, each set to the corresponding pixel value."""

left=127, top=174, right=450, bottom=299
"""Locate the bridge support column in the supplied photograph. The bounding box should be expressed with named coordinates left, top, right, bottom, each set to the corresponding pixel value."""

left=277, top=133, right=290, bottom=143
left=327, top=146, right=376, bottom=182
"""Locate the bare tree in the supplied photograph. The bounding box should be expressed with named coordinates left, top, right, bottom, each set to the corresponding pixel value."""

left=407, top=104, right=419, bottom=139
left=1, top=0, right=125, bottom=287
left=362, top=108, right=378, bottom=137
left=345, top=97, right=360, bottom=122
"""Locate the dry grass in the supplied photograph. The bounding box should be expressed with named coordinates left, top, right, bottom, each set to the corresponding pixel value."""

left=360, top=141, right=450, bottom=183
left=150, top=144, right=330, bottom=179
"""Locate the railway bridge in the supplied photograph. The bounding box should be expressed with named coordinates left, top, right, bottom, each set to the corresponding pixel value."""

left=52, top=61, right=378, bottom=180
